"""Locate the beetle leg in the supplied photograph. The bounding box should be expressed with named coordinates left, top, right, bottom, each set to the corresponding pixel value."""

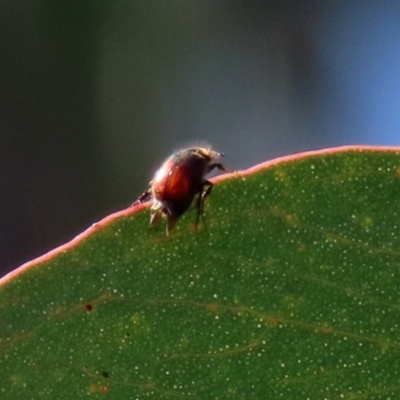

left=207, top=162, right=229, bottom=173
left=194, top=193, right=203, bottom=230
left=150, top=208, right=163, bottom=226
left=166, top=214, right=179, bottom=236
left=151, top=200, right=177, bottom=236
left=132, top=189, right=151, bottom=206
left=194, top=180, right=213, bottom=229
left=150, top=200, right=163, bottom=226
left=201, top=180, right=213, bottom=201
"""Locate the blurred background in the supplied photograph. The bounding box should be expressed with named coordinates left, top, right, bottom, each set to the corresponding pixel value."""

left=1, top=1, right=400, bottom=277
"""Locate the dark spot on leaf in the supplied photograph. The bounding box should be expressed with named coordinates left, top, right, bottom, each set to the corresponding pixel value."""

left=101, top=371, right=109, bottom=378
left=86, top=303, right=93, bottom=311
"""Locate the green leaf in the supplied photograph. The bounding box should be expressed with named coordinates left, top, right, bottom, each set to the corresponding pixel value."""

left=1, top=146, right=400, bottom=399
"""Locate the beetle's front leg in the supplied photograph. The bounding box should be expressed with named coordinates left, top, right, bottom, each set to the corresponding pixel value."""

left=208, top=163, right=229, bottom=174
left=131, top=189, right=151, bottom=206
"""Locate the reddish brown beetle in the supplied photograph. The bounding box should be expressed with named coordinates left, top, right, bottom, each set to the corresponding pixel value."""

left=133, top=147, right=227, bottom=235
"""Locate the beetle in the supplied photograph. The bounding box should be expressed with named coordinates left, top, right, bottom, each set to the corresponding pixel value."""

left=133, top=147, right=227, bottom=235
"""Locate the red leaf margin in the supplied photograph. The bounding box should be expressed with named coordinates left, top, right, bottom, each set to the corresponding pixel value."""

left=1, top=145, right=399, bottom=287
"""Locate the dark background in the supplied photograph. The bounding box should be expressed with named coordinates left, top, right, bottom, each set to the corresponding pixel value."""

left=1, top=1, right=400, bottom=277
